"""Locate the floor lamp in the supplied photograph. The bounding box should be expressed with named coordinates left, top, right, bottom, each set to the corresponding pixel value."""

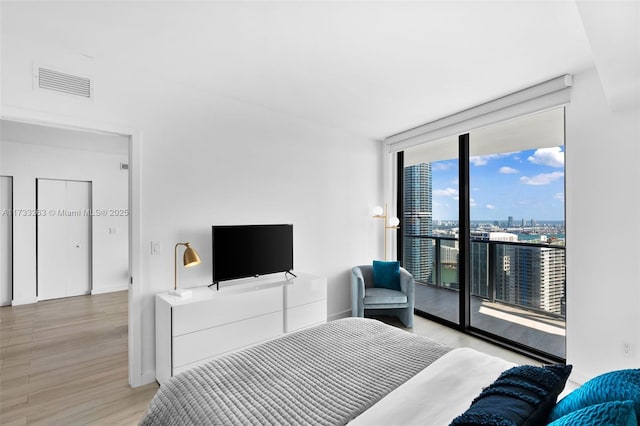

left=372, top=204, right=400, bottom=260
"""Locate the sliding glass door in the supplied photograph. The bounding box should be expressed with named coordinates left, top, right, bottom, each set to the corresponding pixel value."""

left=400, top=108, right=566, bottom=361
left=403, top=135, right=460, bottom=325
left=467, top=108, right=566, bottom=359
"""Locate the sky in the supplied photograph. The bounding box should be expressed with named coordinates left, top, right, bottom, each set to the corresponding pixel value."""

left=431, top=147, right=565, bottom=221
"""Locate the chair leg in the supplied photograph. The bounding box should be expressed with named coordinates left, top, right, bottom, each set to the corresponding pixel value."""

left=397, top=308, right=414, bottom=328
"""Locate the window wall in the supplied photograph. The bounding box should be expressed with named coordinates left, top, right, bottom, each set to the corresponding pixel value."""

left=403, top=136, right=459, bottom=324
left=400, top=108, right=566, bottom=360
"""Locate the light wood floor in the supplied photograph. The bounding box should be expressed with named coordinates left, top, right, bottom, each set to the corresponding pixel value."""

left=1, top=291, right=540, bottom=425
left=0, top=291, right=158, bottom=425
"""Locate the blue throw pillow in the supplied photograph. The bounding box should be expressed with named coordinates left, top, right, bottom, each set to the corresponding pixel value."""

left=548, top=369, right=640, bottom=422
left=548, top=400, right=638, bottom=426
left=450, top=364, right=572, bottom=426
left=372, top=260, right=401, bottom=291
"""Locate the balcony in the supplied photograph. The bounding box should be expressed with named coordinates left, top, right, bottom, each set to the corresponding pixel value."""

left=405, top=236, right=566, bottom=359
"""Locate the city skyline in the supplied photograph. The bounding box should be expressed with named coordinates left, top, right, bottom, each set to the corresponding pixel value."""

left=403, top=154, right=566, bottom=318
left=430, top=147, right=565, bottom=221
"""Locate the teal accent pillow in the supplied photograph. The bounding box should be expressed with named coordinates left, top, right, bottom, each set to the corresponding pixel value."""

left=548, top=400, right=638, bottom=426
left=372, top=260, right=401, bottom=291
left=450, top=364, right=572, bottom=426
left=548, top=369, right=640, bottom=422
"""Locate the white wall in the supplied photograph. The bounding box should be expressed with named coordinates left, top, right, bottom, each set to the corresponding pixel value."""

left=1, top=30, right=382, bottom=384
left=135, top=94, right=382, bottom=381
left=565, top=67, right=640, bottom=382
left=0, top=141, right=129, bottom=303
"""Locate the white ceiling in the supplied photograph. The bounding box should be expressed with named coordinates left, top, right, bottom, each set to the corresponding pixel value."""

left=1, top=1, right=633, bottom=140
left=0, top=120, right=129, bottom=155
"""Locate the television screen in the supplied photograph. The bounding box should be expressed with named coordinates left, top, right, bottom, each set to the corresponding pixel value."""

left=212, top=224, right=293, bottom=284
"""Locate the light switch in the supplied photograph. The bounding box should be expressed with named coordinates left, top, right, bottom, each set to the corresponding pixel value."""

left=151, top=241, right=161, bottom=255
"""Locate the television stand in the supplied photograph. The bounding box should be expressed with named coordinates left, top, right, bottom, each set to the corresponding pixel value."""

left=155, top=273, right=327, bottom=384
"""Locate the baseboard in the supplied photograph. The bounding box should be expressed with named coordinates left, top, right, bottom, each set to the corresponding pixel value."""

left=12, top=297, right=38, bottom=306
left=133, top=370, right=158, bottom=388
left=328, top=309, right=352, bottom=322
left=91, top=284, right=129, bottom=295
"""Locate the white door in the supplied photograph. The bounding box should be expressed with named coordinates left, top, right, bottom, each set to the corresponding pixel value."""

left=37, top=179, right=92, bottom=300
left=0, top=176, right=12, bottom=306
left=65, top=181, right=92, bottom=296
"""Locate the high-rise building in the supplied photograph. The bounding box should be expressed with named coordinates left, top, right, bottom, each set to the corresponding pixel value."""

left=495, top=245, right=565, bottom=315
left=507, top=216, right=514, bottom=228
left=403, top=163, right=433, bottom=283
left=470, top=232, right=517, bottom=297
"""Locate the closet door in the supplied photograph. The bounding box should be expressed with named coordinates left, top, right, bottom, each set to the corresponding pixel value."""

left=65, top=181, right=92, bottom=297
left=37, top=179, right=91, bottom=300
left=0, top=176, right=12, bottom=306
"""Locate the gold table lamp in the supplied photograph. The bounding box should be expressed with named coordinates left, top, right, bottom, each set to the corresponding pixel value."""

left=170, top=242, right=201, bottom=297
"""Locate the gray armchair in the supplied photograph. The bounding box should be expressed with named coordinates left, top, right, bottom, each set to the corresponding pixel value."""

left=351, top=265, right=415, bottom=328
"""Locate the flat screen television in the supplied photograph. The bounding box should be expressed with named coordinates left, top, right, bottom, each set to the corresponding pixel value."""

left=212, top=224, right=293, bottom=286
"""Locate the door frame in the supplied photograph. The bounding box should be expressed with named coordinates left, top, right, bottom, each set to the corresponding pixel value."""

left=0, top=175, right=14, bottom=306
left=1, top=106, right=145, bottom=387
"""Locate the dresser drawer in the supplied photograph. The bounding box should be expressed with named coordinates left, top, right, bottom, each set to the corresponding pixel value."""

left=172, top=286, right=282, bottom=336
left=285, top=299, right=326, bottom=333
left=173, top=310, right=283, bottom=368
left=284, top=276, right=327, bottom=308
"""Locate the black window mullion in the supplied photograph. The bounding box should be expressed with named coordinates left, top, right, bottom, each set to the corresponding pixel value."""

left=458, top=134, right=471, bottom=330
left=397, top=151, right=404, bottom=263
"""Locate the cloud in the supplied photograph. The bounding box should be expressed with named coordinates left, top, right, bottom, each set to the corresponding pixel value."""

left=520, top=171, right=564, bottom=185
left=554, top=192, right=564, bottom=201
left=486, top=204, right=496, bottom=210
left=528, top=147, right=564, bottom=168
left=470, top=198, right=477, bottom=207
left=433, top=162, right=454, bottom=171
left=499, top=166, right=519, bottom=174
left=434, top=187, right=459, bottom=198
left=470, top=154, right=502, bottom=166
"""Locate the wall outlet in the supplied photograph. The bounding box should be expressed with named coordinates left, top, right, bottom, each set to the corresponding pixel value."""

left=151, top=241, right=161, bottom=255
left=622, top=341, right=633, bottom=358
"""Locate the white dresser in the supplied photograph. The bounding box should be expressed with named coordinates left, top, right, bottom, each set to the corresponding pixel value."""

left=155, top=273, right=327, bottom=384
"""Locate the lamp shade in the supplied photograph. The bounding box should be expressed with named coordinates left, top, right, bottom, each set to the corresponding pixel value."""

left=389, top=217, right=400, bottom=227
left=372, top=206, right=384, bottom=216
left=183, top=244, right=201, bottom=267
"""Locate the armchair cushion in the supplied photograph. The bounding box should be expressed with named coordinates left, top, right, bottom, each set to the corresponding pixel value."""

left=364, top=288, right=408, bottom=305
left=372, top=260, right=401, bottom=291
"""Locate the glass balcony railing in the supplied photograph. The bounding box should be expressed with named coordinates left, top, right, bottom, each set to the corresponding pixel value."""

left=403, top=235, right=566, bottom=319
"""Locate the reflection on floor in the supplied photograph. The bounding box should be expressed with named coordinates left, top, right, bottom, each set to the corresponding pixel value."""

left=413, top=283, right=566, bottom=359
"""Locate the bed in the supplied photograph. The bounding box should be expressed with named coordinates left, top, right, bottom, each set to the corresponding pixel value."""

left=140, top=317, right=567, bottom=426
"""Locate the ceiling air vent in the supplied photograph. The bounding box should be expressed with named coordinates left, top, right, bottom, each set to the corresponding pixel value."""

left=34, top=66, right=93, bottom=99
